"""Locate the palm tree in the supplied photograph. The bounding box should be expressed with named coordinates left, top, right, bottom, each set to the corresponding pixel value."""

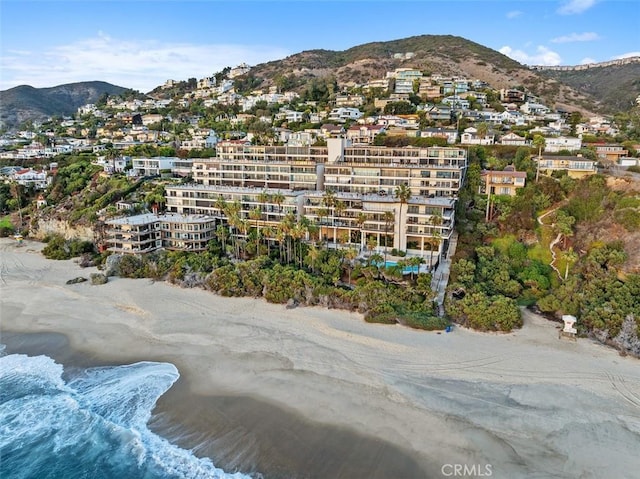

left=533, top=135, right=546, bottom=183
left=214, top=195, right=227, bottom=219
left=408, top=256, right=423, bottom=281
left=306, top=243, right=321, bottom=274
left=322, top=189, right=337, bottom=246
left=356, top=212, right=367, bottom=252
left=249, top=207, right=262, bottom=254
left=281, top=211, right=297, bottom=264
left=366, top=236, right=378, bottom=258
left=272, top=191, right=285, bottom=216
left=476, top=121, right=489, bottom=143
left=382, top=210, right=395, bottom=262
left=343, top=247, right=358, bottom=285
left=394, top=183, right=411, bottom=251
left=333, top=200, right=346, bottom=248
left=317, top=206, right=329, bottom=246
left=215, top=224, right=229, bottom=256
left=562, top=247, right=579, bottom=280
left=262, top=225, right=274, bottom=256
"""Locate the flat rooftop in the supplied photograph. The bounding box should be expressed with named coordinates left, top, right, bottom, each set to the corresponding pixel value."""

left=106, top=212, right=215, bottom=225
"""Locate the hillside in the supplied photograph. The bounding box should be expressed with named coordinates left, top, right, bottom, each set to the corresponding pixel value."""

left=240, top=34, right=599, bottom=115
left=0, top=81, right=128, bottom=129
left=537, top=61, right=640, bottom=113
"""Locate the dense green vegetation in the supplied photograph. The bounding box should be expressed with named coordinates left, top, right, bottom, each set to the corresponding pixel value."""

left=105, top=240, right=447, bottom=331
left=0, top=216, right=15, bottom=237
left=41, top=234, right=96, bottom=260
left=447, top=145, right=639, bottom=346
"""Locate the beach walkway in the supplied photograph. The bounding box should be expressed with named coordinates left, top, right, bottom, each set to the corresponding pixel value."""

left=431, top=231, right=458, bottom=316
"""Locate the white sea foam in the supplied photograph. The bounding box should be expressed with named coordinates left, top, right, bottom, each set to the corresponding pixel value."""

left=0, top=354, right=252, bottom=479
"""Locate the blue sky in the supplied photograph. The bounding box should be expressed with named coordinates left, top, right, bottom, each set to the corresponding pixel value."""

left=1, top=0, right=638, bottom=92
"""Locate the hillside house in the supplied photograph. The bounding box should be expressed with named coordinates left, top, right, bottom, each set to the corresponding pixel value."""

left=328, top=108, right=363, bottom=123
left=479, top=166, right=526, bottom=196
left=346, top=124, right=386, bottom=144
left=593, top=144, right=629, bottom=164
left=420, top=128, right=458, bottom=144
left=460, top=127, right=495, bottom=145
left=535, top=155, right=597, bottom=178
left=544, top=136, right=582, bottom=152
left=499, top=132, right=530, bottom=146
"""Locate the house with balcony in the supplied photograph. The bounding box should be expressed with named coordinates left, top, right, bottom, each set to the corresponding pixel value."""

left=395, top=79, right=415, bottom=95
left=9, top=168, right=49, bottom=189
left=320, top=124, right=344, bottom=138
left=131, top=157, right=174, bottom=176
left=520, top=102, right=550, bottom=117
left=419, top=82, right=442, bottom=99
left=535, top=155, right=597, bottom=178
left=499, top=132, right=530, bottom=146
left=420, top=128, right=458, bottom=144
left=544, top=136, right=582, bottom=153
left=105, top=213, right=216, bottom=254
left=593, top=144, right=629, bottom=164
left=500, top=89, right=525, bottom=103
left=328, top=107, right=363, bottom=123
left=335, top=93, right=365, bottom=107
left=479, top=166, right=526, bottom=196
left=346, top=124, right=386, bottom=144
left=460, top=127, right=495, bottom=145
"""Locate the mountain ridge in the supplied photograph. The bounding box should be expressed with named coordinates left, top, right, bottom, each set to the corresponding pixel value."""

left=0, top=81, right=128, bottom=129
left=3, top=35, right=639, bottom=128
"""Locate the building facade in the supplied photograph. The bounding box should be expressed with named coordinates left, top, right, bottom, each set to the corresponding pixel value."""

left=164, top=139, right=467, bottom=265
left=105, top=213, right=215, bottom=254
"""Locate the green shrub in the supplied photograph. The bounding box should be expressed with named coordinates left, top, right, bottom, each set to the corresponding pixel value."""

left=614, top=209, right=640, bottom=231
left=42, top=235, right=96, bottom=260
left=118, top=254, right=146, bottom=278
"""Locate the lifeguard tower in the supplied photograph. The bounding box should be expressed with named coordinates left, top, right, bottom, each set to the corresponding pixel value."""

left=559, top=315, right=577, bottom=341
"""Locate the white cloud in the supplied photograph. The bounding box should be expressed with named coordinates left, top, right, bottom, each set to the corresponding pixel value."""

left=557, top=0, right=597, bottom=15
left=580, top=57, right=597, bottom=64
left=499, top=45, right=562, bottom=66
left=506, top=10, right=522, bottom=19
left=0, top=34, right=291, bottom=92
left=550, top=32, right=600, bottom=43
left=613, top=51, right=640, bottom=60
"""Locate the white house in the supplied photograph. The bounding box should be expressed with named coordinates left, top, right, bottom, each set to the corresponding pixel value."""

left=499, top=132, right=530, bottom=146
left=544, top=136, right=582, bottom=152
left=521, top=102, right=550, bottom=116
left=10, top=169, right=49, bottom=189
left=420, top=128, right=458, bottom=144
left=131, top=157, right=178, bottom=176
left=460, top=127, right=495, bottom=145
left=328, top=107, right=363, bottom=123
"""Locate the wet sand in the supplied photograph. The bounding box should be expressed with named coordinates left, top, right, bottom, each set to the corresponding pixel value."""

left=1, top=330, right=426, bottom=479
left=2, top=238, right=640, bottom=479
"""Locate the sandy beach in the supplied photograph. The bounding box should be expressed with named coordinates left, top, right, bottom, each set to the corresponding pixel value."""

left=2, top=238, right=640, bottom=479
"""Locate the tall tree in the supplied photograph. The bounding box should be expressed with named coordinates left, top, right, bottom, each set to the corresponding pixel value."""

left=532, top=135, right=546, bottom=183
left=394, top=183, right=412, bottom=251
left=383, top=210, right=395, bottom=262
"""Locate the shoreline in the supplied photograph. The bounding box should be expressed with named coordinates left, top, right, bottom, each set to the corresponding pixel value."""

left=2, top=239, right=640, bottom=478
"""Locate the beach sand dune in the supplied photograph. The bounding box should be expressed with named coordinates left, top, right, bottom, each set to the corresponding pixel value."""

left=2, top=239, right=639, bottom=478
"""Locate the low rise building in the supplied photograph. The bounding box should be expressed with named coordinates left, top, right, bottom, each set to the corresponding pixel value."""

left=535, top=155, right=597, bottom=178
left=479, top=166, right=526, bottom=196
left=105, top=213, right=215, bottom=254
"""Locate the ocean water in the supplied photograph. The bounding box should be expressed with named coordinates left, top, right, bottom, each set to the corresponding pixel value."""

left=0, top=351, right=251, bottom=479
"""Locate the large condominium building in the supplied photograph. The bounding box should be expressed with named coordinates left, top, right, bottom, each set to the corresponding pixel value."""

left=164, top=138, right=467, bottom=266
left=105, top=213, right=215, bottom=254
